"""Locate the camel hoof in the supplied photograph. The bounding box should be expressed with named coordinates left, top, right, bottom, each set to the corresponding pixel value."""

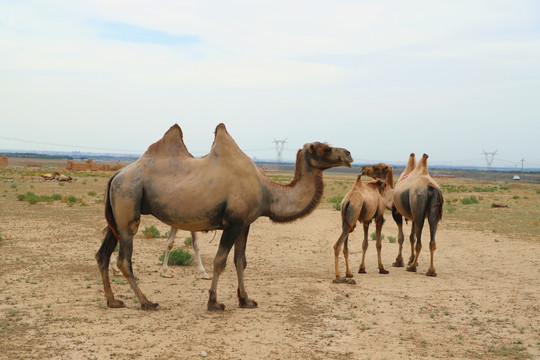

left=406, top=266, right=417, bottom=273
left=141, top=302, right=159, bottom=310
left=207, top=301, right=225, bottom=311
left=332, top=277, right=357, bottom=285
left=392, top=261, right=404, bottom=267
left=346, top=273, right=354, bottom=278
left=160, top=270, right=174, bottom=278
left=201, top=273, right=212, bottom=280
left=426, top=270, right=437, bottom=277
left=107, top=299, right=125, bottom=308
left=358, top=269, right=366, bottom=274
left=379, top=269, right=389, bottom=274
left=239, top=298, right=258, bottom=308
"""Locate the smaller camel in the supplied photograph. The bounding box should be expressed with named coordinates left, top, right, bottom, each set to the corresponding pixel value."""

left=392, top=153, right=443, bottom=276
left=41, top=172, right=72, bottom=181
left=41, top=172, right=60, bottom=181
left=333, top=166, right=393, bottom=279
left=160, top=228, right=211, bottom=279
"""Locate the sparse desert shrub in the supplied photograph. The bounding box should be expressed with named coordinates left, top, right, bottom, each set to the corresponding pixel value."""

left=65, top=195, right=78, bottom=204
left=513, top=195, right=520, bottom=199
left=447, top=205, right=457, bottom=213
left=184, top=236, right=192, bottom=247
left=388, top=236, right=397, bottom=243
left=159, top=248, right=193, bottom=265
left=88, top=191, right=97, bottom=196
left=370, top=232, right=385, bottom=241
left=330, top=195, right=344, bottom=211
left=142, top=225, right=161, bottom=239
left=460, top=196, right=479, bottom=205
left=10, top=184, right=16, bottom=189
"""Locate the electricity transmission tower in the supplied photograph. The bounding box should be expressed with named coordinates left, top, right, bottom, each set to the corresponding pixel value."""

left=482, top=150, right=498, bottom=171
left=273, top=138, right=287, bottom=170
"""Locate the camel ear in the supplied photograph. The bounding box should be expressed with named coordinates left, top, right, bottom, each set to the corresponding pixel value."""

left=308, top=143, right=316, bottom=154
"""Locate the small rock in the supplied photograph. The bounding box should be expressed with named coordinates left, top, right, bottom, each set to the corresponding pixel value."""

left=200, top=350, right=208, bottom=357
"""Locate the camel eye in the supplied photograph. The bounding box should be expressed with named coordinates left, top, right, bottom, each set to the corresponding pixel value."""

left=323, top=147, right=332, bottom=154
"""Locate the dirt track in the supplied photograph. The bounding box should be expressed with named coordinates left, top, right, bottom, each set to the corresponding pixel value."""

left=1, top=185, right=539, bottom=360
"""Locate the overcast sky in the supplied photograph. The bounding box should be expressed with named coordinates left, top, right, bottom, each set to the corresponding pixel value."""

left=1, top=1, right=539, bottom=168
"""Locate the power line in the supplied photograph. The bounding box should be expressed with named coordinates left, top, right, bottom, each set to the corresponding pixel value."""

left=0, top=135, right=141, bottom=153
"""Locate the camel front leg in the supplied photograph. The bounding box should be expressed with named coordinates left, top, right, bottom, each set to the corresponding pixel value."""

left=375, top=218, right=388, bottom=274
left=233, top=226, right=257, bottom=308
left=208, top=225, right=241, bottom=311
left=160, top=228, right=177, bottom=278
left=192, top=232, right=211, bottom=279
left=358, top=222, right=369, bottom=274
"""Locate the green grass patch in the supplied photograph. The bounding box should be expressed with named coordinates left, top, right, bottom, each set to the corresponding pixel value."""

left=142, top=225, right=161, bottom=239
left=159, top=248, right=194, bottom=265
left=370, top=232, right=385, bottom=241
left=460, top=196, right=479, bottom=205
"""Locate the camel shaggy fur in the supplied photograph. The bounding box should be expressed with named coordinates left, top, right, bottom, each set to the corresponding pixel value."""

left=333, top=166, right=393, bottom=278
left=96, top=123, right=352, bottom=311
left=392, top=153, right=443, bottom=276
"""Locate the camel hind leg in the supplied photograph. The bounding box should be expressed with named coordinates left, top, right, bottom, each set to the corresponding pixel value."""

left=425, top=188, right=442, bottom=277
left=160, top=228, right=177, bottom=278
left=333, top=222, right=352, bottom=279
left=116, top=227, right=159, bottom=310
left=407, top=218, right=425, bottom=273
left=96, top=227, right=124, bottom=308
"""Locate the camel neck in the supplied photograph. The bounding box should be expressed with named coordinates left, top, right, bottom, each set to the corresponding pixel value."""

left=263, top=150, right=324, bottom=223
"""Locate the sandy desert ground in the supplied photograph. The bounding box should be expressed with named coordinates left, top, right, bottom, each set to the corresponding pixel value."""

left=1, top=164, right=539, bottom=360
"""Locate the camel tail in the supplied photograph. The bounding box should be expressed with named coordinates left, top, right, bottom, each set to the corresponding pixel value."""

left=428, top=185, right=444, bottom=222
left=104, top=172, right=120, bottom=241
left=341, top=200, right=354, bottom=230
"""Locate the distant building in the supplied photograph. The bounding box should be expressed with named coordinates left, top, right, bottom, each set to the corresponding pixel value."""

left=0, top=155, right=8, bottom=167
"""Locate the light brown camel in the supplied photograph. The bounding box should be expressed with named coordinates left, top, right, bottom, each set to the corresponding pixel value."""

left=41, top=172, right=60, bottom=180
left=392, top=153, right=443, bottom=276
left=333, top=166, right=393, bottom=279
left=96, top=123, right=352, bottom=311
left=359, top=162, right=412, bottom=268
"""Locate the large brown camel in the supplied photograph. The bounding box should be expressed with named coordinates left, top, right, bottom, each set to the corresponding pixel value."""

left=96, top=123, right=352, bottom=311
left=333, top=166, right=393, bottom=279
left=392, top=153, right=443, bottom=276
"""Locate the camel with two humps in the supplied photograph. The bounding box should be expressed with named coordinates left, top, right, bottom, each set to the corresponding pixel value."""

left=96, top=123, right=352, bottom=311
left=333, top=165, right=393, bottom=279
left=392, top=153, right=443, bottom=276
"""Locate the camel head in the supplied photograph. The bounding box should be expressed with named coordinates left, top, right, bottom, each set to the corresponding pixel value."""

left=360, top=163, right=393, bottom=180
left=304, top=142, right=353, bottom=170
